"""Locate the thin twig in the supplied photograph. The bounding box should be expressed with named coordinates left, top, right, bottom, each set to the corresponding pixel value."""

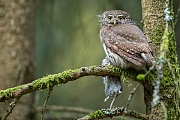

left=126, top=83, right=140, bottom=110
left=41, top=87, right=53, bottom=120
left=2, top=97, right=20, bottom=120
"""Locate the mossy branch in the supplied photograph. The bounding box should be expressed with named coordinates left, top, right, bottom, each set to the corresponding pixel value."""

left=0, top=65, right=140, bottom=102
left=77, top=107, right=149, bottom=120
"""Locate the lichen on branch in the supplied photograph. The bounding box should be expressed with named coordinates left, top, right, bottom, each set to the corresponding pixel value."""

left=0, top=65, right=140, bottom=102
left=77, top=107, right=149, bottom=120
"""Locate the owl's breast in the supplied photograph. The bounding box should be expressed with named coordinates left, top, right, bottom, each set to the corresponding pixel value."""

left=102, top=43, right=128, bottom=68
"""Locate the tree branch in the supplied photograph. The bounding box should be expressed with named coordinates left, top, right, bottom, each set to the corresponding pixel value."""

left=77, top=107, right=149, bottom=120
left=0, top=65, right=139, bottom=102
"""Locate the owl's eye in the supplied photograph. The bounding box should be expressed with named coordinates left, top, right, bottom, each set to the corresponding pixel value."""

left=107, top=15, right=113, bottom=20
left=118, top=16, right=125, bottom=20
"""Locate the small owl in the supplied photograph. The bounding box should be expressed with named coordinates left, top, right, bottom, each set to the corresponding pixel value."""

left=99, top=10, right=155, bottom=108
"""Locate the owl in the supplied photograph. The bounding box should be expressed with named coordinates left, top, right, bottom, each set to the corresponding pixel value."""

left=99, top=10, right=155, bottom=108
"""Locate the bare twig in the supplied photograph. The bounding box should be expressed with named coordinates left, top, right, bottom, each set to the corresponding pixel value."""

left=2, top=97, right=20, bottom=120
left=41, top=87, right=53, bottom=120
left=126, top=83, right=140, bottom=110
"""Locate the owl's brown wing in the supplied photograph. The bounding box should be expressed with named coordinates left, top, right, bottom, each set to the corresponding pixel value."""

left=104, top=39, right=154, bottom=67
left=101, top=24, right=155, bottom=68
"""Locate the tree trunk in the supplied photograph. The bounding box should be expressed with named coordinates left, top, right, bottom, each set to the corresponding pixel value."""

left=142, top=0, right=180, bottom=119
left=0, top=0, right=35, bottom=120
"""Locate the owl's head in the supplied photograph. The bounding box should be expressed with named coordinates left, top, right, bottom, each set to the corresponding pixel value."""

left=99, top=10, right=133, bottom=25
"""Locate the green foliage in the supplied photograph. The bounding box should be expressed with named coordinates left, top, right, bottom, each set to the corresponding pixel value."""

left=136, top=74, right=145, bottom=81
left=84, top=110, right=105, bottom=119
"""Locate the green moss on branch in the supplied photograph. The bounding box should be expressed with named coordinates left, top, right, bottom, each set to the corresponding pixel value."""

left=78, top=107, right=149, bottom=120
left=0, top=65, right=142, bottom=102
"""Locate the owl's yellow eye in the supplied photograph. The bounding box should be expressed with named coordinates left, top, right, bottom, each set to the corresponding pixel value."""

left=118, top=16, right=125, bottom=20
left=107, top=15, right=113, bottom=20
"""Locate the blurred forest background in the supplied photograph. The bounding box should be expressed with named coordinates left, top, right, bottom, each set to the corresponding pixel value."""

left=34, top=0, right=180, bottom=119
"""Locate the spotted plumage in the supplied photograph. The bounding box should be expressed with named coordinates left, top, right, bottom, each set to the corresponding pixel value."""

left=99, top=10, right=155, bottom=70
left=99, top=10, right=155, bottom=109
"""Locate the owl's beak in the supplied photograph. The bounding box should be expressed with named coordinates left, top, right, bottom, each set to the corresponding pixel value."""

left=113, top=20, right=117, bottom=25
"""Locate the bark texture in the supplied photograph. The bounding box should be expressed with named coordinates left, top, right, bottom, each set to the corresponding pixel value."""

left=142, top=0, right=165, bottom=56
left=0, top=0, right=35, bottom=120
left=142, top=0, right=180, bottom=119
left=141, top=0, right=166, bottom=115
